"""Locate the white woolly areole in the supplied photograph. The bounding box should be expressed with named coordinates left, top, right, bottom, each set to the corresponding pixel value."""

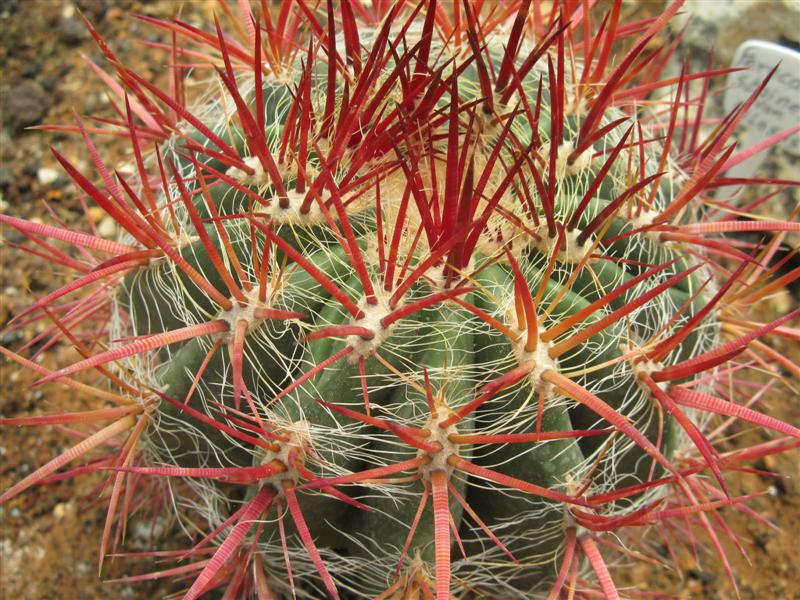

left=532, top=225, right=593, bottom=263
left=264, top=188, right=328, bottom=225
left=257, top=420, right=311, bottom=490
left=539, top=140, right=594, bottom=178
left=346, top=291, right=397, bottom=362
left=626, top=207, right=667, bottom=245
left=622, top=344, right=666, bottom=394
left=513, top=331, right=558, bottom=391
left=418, top=408, right=460, bottom=482
left=424, top=256, right=476, bottom=293
left=627, top=207, right=661, bottom=230
left=227, top=156, right=271, bottom=187
left=216, top=286, right=275, bottom=342
left=226, top=159, right=333, bottom=226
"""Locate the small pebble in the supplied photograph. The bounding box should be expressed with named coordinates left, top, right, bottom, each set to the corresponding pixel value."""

left=58, top=17, right=87, bottom=45
left=36, top=168, right=59, bottom=186
left=116, top=161, right=135, bottom=175
left=21, top=64, right=40, bottom=79
left=52, top=503, right=68, bottom=520
left=87, top=206, right=105, bottom=224
left=2, top=81, right=51, bottom=131
left=97, top=215, right=117, bottom=238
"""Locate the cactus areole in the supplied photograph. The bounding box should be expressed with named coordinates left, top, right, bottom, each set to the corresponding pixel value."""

left=2, top=1, right=799, bottom=599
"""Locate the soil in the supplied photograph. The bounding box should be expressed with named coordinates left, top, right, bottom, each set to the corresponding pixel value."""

left=0, top=2, right=797, bottom=599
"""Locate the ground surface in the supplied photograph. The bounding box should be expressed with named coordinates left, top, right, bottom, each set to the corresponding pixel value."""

left=1, top=2, right=798, bottom=599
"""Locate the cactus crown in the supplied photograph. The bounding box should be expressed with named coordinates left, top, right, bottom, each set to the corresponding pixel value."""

left=2, top=1, right=799, bottom=599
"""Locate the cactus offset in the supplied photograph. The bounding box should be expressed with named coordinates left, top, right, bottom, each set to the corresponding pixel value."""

left=2, top=2, right=799, bottom=599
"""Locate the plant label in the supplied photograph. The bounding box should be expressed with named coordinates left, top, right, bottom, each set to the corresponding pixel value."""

left=719, top=40, right=800, bottom=196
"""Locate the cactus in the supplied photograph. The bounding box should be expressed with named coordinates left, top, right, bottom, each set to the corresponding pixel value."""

left=2, top=1, right=799, bottom=599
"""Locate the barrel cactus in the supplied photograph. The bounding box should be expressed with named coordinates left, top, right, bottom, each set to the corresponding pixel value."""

left=2, top=1, right=799, bottom=598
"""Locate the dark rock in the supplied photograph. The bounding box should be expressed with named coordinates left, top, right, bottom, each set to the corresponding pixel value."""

left=2, top=226, right=25, bottom=244
left=0, top=330, right=22, bottom=346
left=21, top=64, right=40, bottom=79
left=75, top=0, right=108, bottom=21
left=780, top=35, right=800, bottom=52
left=0, top=166, right=13, bottom=189
left=40, top=78, right=58, bottom=93
left=754, top=532, right=771, bottom=550
left=0, top=132, right=14, bottom=161
left=52, top=176, right=69, bottom=189
left=58, top=17, right=87, bottom=45
left=2, top=80, right=51, bottom=131
left=686, top=570, right=717, bottom=584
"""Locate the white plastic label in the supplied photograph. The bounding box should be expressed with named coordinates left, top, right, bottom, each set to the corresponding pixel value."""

left=718, top=40, right=800, bottom=196
left=726, top=40, right=800, bottom=155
